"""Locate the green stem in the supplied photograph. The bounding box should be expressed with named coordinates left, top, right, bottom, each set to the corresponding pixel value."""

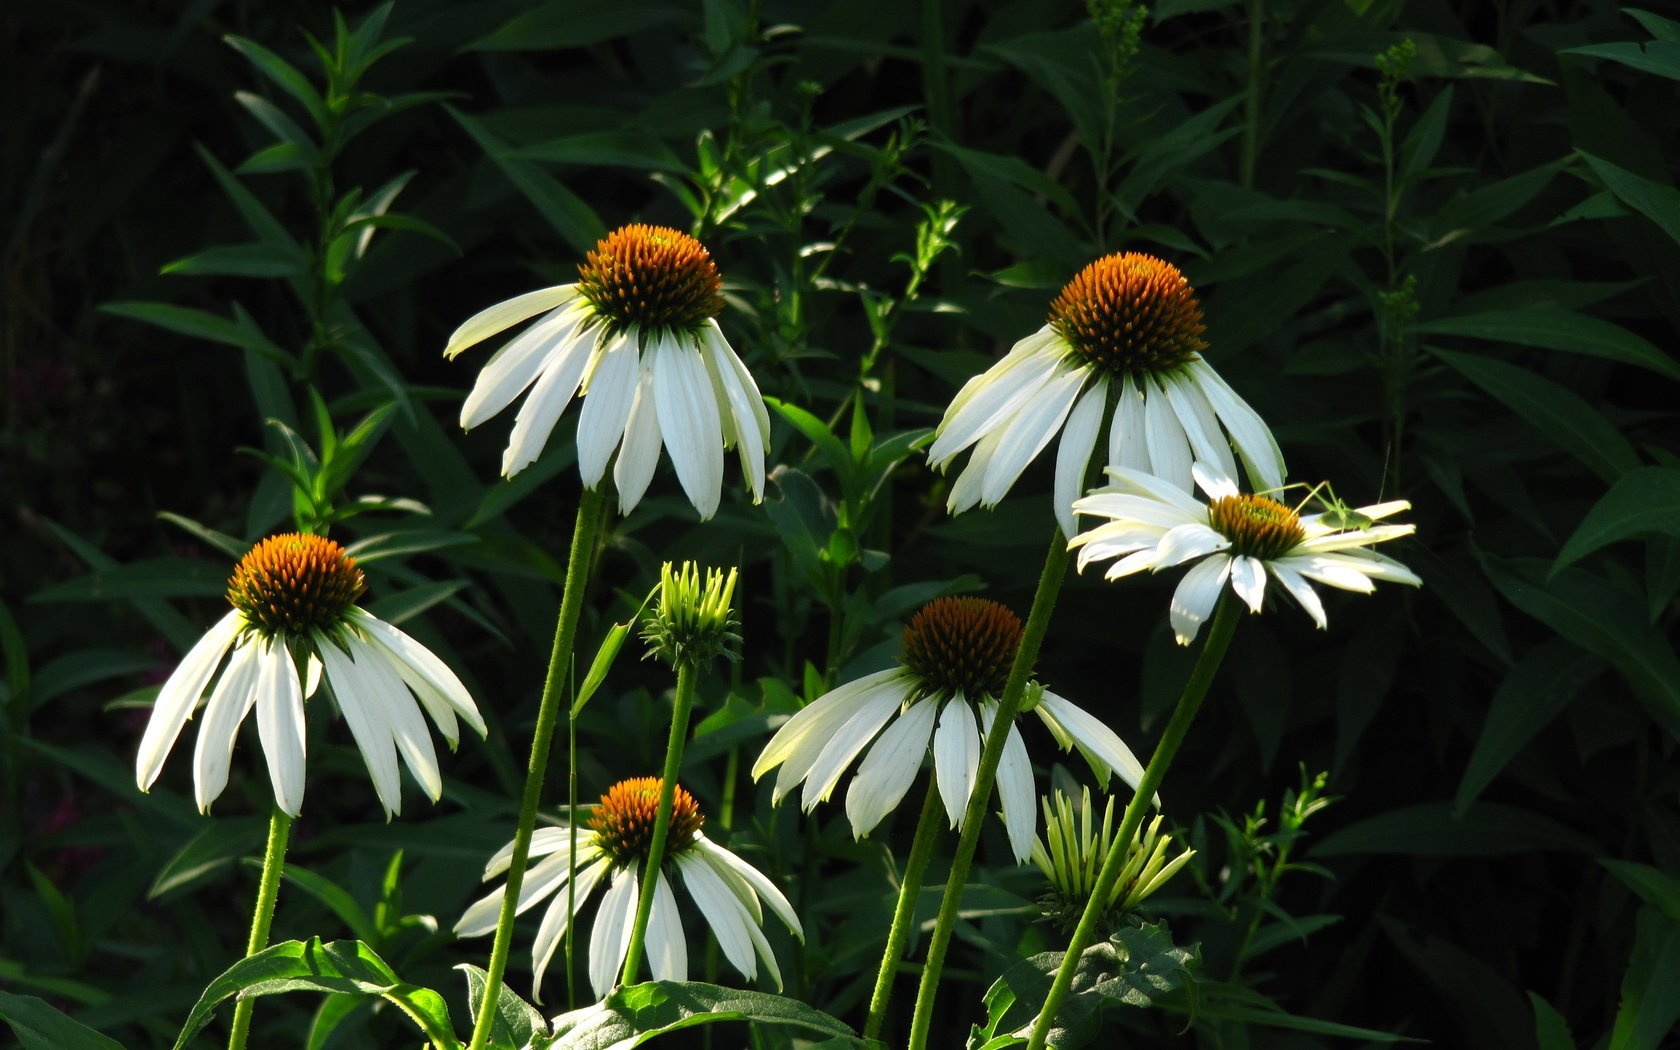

left=467, top=486, right=606, bottom=1050
left=1024, top=596, right=1242, bottom=1050
left=864, top=778, right=945, bottom=1040
left=905, top=530, right=1071, bottom=1049
left=226, top=805, right=293, bottom=1050
left=622, top=661, right=699, bottom=984
left=566, top=706, right=580, bottom=1010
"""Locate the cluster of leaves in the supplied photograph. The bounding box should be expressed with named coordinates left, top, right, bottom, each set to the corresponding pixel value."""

left=4, top=0, right=1679, bottom=1047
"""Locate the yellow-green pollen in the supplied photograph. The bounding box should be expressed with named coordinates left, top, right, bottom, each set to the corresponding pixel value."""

left=1207, top=494, right=1305, bottom=560
left=588, top=777, right=705, bottom=867
left=576, top=223, right=724, bottom=333
left=901, top=597, right=1023, bottom=699
left=1047, top=252, right=1208, bottom=376
left=226, top=533, right=365, bottom=637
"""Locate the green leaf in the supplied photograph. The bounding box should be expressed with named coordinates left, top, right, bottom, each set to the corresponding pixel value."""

left=147, top=818, right=268, bottom=899
left=1610, top=908, right=1680, bottom=1050
left=1312, top=801, right=1596, bottom=857
left=98, top=302, right=290, bottom=365
left=766, top=398, right=856, bottom=495
left=448, top=106, right=606, bottom=254
left=1412, top=310, right=1680, bottom=382
left=1563, top=41, right=1680, bottom=82
left=223, top=35, right=327, bottom=127
left=31, top=558, right=227, bottom=603
left=170, top=938, right=460, bottom=1050
left=161, top=242, right=303, bottom=278
left=1431, top=348, right=1639, bottom=482
left=1529, top=992, right=1576, bottom=1050
left=39, top=520, right=198, bottom=650
left=1554, top=468, right=1680, bottom=571
left=575, top=621, right=635, bottom=717
left=0, top=992, right=126, bottom=1050
left=1602, top=860, right=1680, bottom=923
left=1455, top=642, right=1602, bottom=814
left=457, top=964, right=552, bottom=1050
left=273, top=865, right=380, bottom=944
left=547, top=981, right=863, bottom=1048
left=1482, top=557, right=1680, bottom=737
left=1628, top=8, right=1680, bottom=42
left=1580, top=152, right=1680, bottom=246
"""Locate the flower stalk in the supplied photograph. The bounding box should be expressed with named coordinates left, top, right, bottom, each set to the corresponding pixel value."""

left=620, top=660, right=698, bottom=985
left=1023, top=595, right=1241, bottom=1049
left=466, top=486, right=606, bottom=1050
left=226, top=805, right=293, bottom=1050
left=863, top=778, right=945, bottom=1039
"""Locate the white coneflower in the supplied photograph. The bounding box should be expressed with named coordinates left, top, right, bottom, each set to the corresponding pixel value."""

left=455, top=777, right=802, bottom=1001
left=134, top=533, right=485, bottom=819
left=750, top=597, right=1149, bottom=863
left=1070, top=465, right=1419, bottom=644
left=927, top=252, right=1284, bottom=536
left=444, top=223, right=769, bottom=520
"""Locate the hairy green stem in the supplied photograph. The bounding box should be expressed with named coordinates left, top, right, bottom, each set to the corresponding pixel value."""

left=226, top=805, right=293, bottom=1050
left=905, top=530, right=1071, bottom=1049
left=622, top=660, right=699, bottom=984
left=864, top=778, right=945, bottom=1040
left=1025, top=596, right=1241, bottom=1050
left=467, top=486, right=606, bottom=1050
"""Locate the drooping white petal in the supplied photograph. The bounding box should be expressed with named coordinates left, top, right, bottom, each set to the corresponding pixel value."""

left=1294, top=523, right=1416, bottom=553
left=304, top=654, right=322, bottom=699
left=692, top=837, right=802, bottom=940
left=1035, top=691, right=1150, bottom=799
left=191, top=639, right=262, bottom=813
left=459, top=302, right=590, bottom=429
left=751, top=668, right=907, bottom=783
left=1187, top=360, right=1286, bottom=495
left=932, top=697, right=982, bottom=828
left=529, top=857, right=612, bottom=1003
left=137, top=610, right=242, bottom=792
left=317, top=639, right=402, bottom=818
left=652, top=334, right=726, bottom=520
left=456, top=848, right=575, bottom=937
left=980, top=364, right=1085, bottom=506
left=1105, top=465, right=1214, bottom=516
left=1162, top=373, right=1239, bottom=482
left=482, top=825, right=598, bottom=879
left=1169, top=553, right=1233, bottom=645
left=346, top=634, right=442, bottom=804
left=929, top=330, right=1065, bottom=465
left=1141, top=377, right=1195, bottom=491
left=1228, top=555, right=1268, bottom=613
left=588, top=867, right=640, bottom=1000
left=947, top=428, right=1003, bottom=516
left=844, top=696, right=938, bottom=838
left=644, top=869, right=688, bottom=984
left=799, top=682, right=916, bottom=810
left=980, top=702, right=1036, bottom=863
left=701, top=326, right=767, bottom=503
left=1053, top=377, right=1108, bottom=538
left=1152, top=522, right=1232, bottom=570
left=500, top=323, right=600, bottom=477
left=1189, top=462, right=1240, bottom=501
left=1108, top=373, right=1150, bottom=472
left=1279, top=554, right=1380, bottom=593
left=253, top=639, right=307, bottom=817
left=612, top=349, right=664, bottom=516
left=574, top=332, right=639, bottom=488
left=444, top=285, right=580, bottom=360
left=346, top=609, right=486, bottom=741
left=676, top=852, right=757, bottom=980
left=1266, top=561, right=1327, bottom=629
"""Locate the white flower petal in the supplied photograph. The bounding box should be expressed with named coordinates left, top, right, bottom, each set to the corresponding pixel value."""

left=444, top=285, right=579, bottom=359
left=980, top=364, right=1085, bottom=505
left=1229, top=555, right=1268, bottom=613
left=1189, top=462, right=1240, bottom=501
left=1142, top=378, right=1195, bottom=491
left=1188, top=359, right=1286, bottom=495
left=1169, top=553, right=1232, bottom=645
left=574, top=333, right=639, bottom=488
left=1267, top=562, right=1327, bottom=629
left=530, top=857, right=612, bottom=1003
left=191, top=639, right=262, bottom=814
left=644, top=869, right=688, bottom=984
left=980, top=702, right=1036, bottom=863
left=136, top=610, right=242, bottom=792
left=1035, top=691, right=1150, bottom=799
left=1162, top=373, right=1239, bottom=481
left=456, top=850, right=571, bottom=938
left=347, top=635, right=442, bottom=804
left=588, top=867, right=639, bottom=1000
left=702, top=326, right=767, bottom=503
left=693, top=837, right=802, bottom=940
left=317, top=639, right=402, bottom=818
left=1108, top=373, right=1150, bottom=472
left=253, top=639, right=306, bottom=817
left=653, top=334, right=726, bottom=520
left=932, top=697, right=982, bottom=829
left=843, top=696, right=938, bottom=838
left=929, top=331, right=1066, bottom=465
left=1294, top=523, right=1416, bottom=553
left=459, top=302, right=589, bottom=428
left=1054, top=377, right=1108, bottom=538
left=612, top=350, right=663, bottom=515
left=500, top=324, right=600, bottom=477
left=799, top=681, right=915, bottom=810
left=751, top=668, right=907, bottom=785
left=676, top=853, right=757, bottom=980
left=946, top=429, right=1003, bottom=516
left=347, top=609, right=486, bottom=741
left=1152, top=522, right=1231, bottom=570
left=1280, top=554, right=1380, bottom=593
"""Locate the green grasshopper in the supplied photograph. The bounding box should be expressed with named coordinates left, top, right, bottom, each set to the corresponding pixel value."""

left=1258, top=480, right=1378, bottom=530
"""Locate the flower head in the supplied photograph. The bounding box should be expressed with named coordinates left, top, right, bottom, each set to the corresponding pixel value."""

left=1070, top=465, right=1420, bottom=644
left=135, top=533, right=485, bottom=818
left=445, top=223, right=770, bottom=520
left=455, top=777, right=802, bottom=1002
left=640, top=562, right=741, bottom=667
left=1032, top=787, right=1194, bottom=933
left=928, top=252, right=1284, bottom=537
left=750, top=597, right=1150, bottom=863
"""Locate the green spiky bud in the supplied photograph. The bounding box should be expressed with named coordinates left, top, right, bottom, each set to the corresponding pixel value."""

left=641, top=562, right=742, bottom=668
left=1031, top=787, right=1195, bottom=934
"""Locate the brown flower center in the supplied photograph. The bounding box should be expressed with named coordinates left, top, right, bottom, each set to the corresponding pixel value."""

left=1207, top=494, right=1305, bottom=560
left=901, top=597, right=1024, bottom=699
left=576, top=224, right=724, bottom=333
left=1047, top=252, right=1207, bottom=375
left=588, top=777, right=705, bottom=866
left=226, top=533, right=365, bottom=636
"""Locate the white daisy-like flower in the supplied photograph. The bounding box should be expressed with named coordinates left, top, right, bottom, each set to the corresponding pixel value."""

left=927, top=252, right=1285, bottom=537
left=134, top=533, right=485, bottom=819
left=750, top=597, right=1150, bottom=863
left=455, top=777, right=802, bottom=1002
left=1070, top=464, right=1420, bottom=644
left=444, top=223, right=770, bottom=520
